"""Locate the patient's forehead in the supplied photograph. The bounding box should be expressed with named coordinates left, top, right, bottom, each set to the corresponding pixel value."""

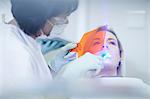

left=105, top=31, right=117, bottom=41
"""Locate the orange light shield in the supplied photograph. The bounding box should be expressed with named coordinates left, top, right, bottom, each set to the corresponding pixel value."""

left=71, top=27, right=106, bottom=57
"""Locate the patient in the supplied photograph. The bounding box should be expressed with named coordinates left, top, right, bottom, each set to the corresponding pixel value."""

left=88, top=26, right=125, bottom=77
left=48, top=25, right=125, bottom=78
left=70, top=25, right=125, bottom=78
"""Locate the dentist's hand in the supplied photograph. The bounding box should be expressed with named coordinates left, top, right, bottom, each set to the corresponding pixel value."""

left=37, top=39, right=66, bottom=54
left=44, top=43, right=77, bottom=73
left=57, top=52, right=104, bottom=79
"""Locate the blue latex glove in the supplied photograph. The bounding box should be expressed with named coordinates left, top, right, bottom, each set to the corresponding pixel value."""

left=44, top=43, right=77, bottom=73
left=37, top=39, right=67, bottom=54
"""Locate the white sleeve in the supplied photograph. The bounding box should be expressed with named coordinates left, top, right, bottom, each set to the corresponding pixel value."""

left=2, top=48, right=35, bottom=87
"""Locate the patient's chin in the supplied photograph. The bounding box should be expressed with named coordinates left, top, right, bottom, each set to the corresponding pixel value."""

left=102, top=59, right=119, bottom=69
left=102, top=62, right=114, bottom=69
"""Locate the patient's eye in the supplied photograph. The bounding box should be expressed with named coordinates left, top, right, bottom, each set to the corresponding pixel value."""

left=109, top=41, right=116, bottom=45
left=93, top=38, right=102, bottom=46
left=107, top=38, right=117, bottom=46
left=93, top=42, right=101, bottom=46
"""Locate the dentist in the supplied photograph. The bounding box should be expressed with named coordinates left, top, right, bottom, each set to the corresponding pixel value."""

left=0, top=0, right=102, bottom=88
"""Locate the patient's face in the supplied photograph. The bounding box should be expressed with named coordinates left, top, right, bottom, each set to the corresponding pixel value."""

left=102, top=32, right=120, bottom=68
left=96, top=31, right=121, bottom=76
left=88, top=31, right=121, bottom=77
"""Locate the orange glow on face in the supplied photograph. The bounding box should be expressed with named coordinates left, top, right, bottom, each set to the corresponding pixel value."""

left=71, top=28, right=106, bottom=57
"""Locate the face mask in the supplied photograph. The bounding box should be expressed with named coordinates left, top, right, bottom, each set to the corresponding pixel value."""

left=36, top=19, right=67, bottom=41
left=51, top=16, right=68, bottom=25
left=50, top=24, right=67, bottom=35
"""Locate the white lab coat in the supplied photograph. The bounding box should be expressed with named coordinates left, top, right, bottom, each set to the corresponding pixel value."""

left=0, top=23, right=52, bottom=98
